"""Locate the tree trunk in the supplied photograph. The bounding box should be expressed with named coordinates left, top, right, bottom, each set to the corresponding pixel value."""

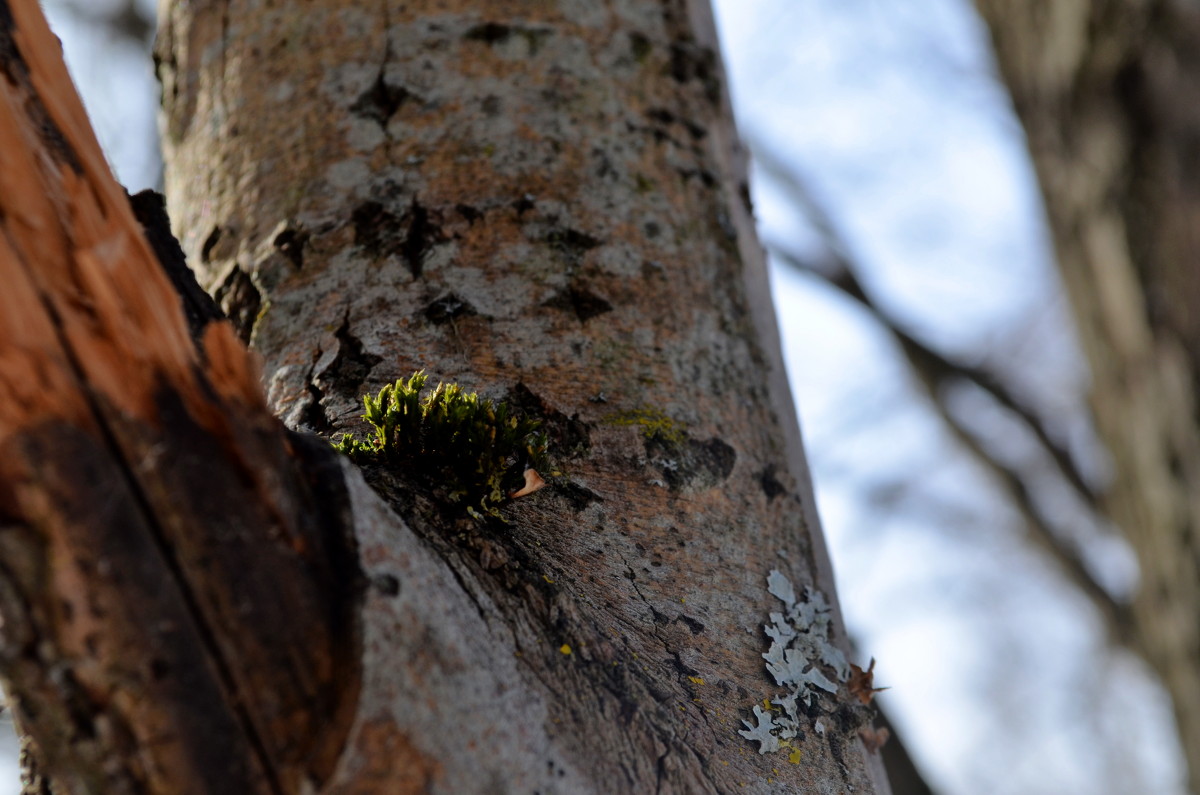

left=0, top=4, right=360, bottom=792
left=0, top=0, right=889, bottom=792
left=975, top=1, right=1200, bottom=790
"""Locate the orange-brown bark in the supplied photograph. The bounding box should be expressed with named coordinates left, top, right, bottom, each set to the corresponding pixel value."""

left=0, top=1, right=360, bottom=791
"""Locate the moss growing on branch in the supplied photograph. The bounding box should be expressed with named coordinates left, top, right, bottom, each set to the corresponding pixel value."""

left=333, top=372, right=548, bottom=517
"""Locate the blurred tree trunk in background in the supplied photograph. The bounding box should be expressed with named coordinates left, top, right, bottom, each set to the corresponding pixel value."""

left=976, top=1, right=1200, bottom=791
left=0, top=0, right=892, bottom=792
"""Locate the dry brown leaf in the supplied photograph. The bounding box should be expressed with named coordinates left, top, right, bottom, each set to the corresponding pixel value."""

left=847, top=657, right=888, bottom=705
left=509, top=468, right=546, bottom=498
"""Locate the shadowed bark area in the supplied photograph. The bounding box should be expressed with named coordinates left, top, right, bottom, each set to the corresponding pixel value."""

left=157, top=0, right=890, bottom=792
left=975, top=0, right=1200, bottom=789
left=0, top=1, right=361, bottom=792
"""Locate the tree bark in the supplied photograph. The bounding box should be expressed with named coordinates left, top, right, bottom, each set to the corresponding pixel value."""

left=155, top=0, right=892, bottom=791
left=0, top=0, right=890, bottom=791
left=0, top=3, right=360, bottom=792
left=974, top=1, right=1200, bottom=790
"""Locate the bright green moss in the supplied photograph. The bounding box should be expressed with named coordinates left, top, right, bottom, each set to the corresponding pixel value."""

left=603, top=407, right=686, bottom=447
left=333, top=372, right=548, bottom=518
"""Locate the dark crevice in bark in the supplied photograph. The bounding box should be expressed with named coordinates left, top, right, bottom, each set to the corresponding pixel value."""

left=369, top=572, right=401, bottom=596
left=272, top=225, right=308, bottom=269
left=507, top=383, right=592, bottom=457
left=464, top=22, right=553, bottom=53
left=200, top=224, right=222, bottom=263
left=544, top=227, right=601, bottom=267
left=643, top=435, right=736, bottom=492
left=551, top=480, right=603, bottom=512
left=423, top=293, right=477, bottom=325
left=327, top=317, right=381, bottom=394
left=646, top=106, right=707, bottom=140
left=758, top=465, right=787, bottom=500
left=400, top=198, right=434, bottom=279
left=666, top=39, right=721, bottom=107
left=512, top=194, right=536, bottom=215
left=351, top=197, right=441, bottom=278
left=351, top=201, right=402, bottom=258
left=302, top=380, right=334, bottom=435
left=350, top=75, right=414, bottom=127
left=674, top=614, right=704, bottom=635
left=128, top=189, right=225, bottom=345
left=213, top=265, right=262, bottom=345
left=653, top=747, right=670, bottom=795
left=464, top=22, right=511, bottom=45
left=351, top=1, right=413, bottom=132
left=542, top=284, right=614, bottom=323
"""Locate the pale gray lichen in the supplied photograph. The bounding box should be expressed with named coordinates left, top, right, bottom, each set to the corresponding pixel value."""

left=767, top=569, right=795, bottom=604
left=739, top=570, right=852, bottom=755
left=741, top=705, right=784, bottom=754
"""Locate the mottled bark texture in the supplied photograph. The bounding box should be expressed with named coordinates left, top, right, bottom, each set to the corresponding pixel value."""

left=975, top=0, right=1200, bottom=789
left=156, top=0, right=889, bottom=792
left=0, top=1, right=360, bottom=792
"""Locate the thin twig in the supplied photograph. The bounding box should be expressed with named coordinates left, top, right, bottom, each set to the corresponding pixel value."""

left=770, top=240, right=1134, bottom=643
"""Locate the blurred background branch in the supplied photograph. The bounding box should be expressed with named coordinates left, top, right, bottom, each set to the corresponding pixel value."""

left=753, top=143, right=1135, bottom=648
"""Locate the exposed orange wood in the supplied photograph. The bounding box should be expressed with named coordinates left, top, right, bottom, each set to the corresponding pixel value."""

left=0, top=0, right=263, bottom=436
left=0, top=3, right=359, bottom=792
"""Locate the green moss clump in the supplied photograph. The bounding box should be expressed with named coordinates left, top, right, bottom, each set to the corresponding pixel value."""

left=333, top=372, right=548, bottom=518
left=604, top=407, right=686, bottom=446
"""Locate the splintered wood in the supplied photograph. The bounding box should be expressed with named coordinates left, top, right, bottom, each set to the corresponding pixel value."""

left=0, top=3, right=358, bottom=793
left=0, top=0, right=262, bottom=434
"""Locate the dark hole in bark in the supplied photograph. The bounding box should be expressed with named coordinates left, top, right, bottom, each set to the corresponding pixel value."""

left=464, top=22, right=511, bottom=45
left=200, top=225, right=222, bottom=263
left=350, top=74, right=414, bottom=125
left=213, top=266, right=261, bottom=345
left=273, top=226, right=308, bottom=269
left=423, top=293, right=477, bottom=325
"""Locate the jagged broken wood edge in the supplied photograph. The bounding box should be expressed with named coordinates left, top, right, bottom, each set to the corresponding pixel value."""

left=0, top=1, right=362, bottom=792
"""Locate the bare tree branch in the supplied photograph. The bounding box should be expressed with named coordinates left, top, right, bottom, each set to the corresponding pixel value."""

left=750, top=143, right=1134, bottom=644
left=752, top=142, right=1098, bottom=502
